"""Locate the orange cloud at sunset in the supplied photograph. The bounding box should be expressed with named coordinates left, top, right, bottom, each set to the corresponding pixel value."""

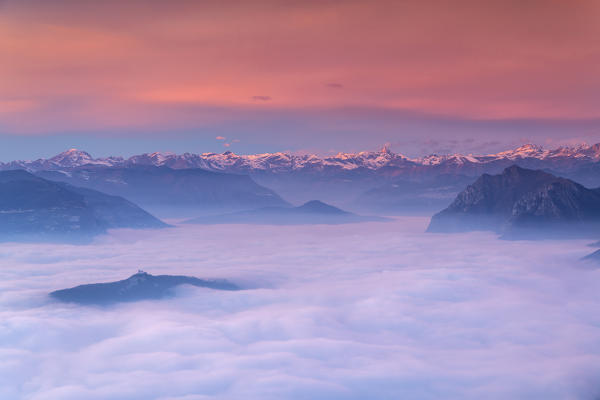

left=0, top=0, right=599, bottom=144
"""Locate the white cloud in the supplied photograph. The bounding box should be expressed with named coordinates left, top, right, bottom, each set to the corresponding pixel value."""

left=0, top=218, right=599, bottom=399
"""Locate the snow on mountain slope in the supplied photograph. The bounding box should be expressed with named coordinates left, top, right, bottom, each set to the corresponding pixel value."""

left=3, top=143, right=600, bottom=173
left=493, top=144, right=548, bottom=160
left=2, top=149, right=125, bottom=171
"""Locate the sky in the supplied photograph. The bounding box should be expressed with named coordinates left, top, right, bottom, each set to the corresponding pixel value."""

left=1, top=0, right=600, bottom=159
left=2, top=218, right=600, bottom=399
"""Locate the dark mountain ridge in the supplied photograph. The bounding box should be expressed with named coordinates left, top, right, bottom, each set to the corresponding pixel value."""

left=427, top=165, right=600, bottom=239
left=50, top=271, right=240, bottom=305
left=0, top=170, right=165, bottom=242
left=36, top=165, right=289, bottom=218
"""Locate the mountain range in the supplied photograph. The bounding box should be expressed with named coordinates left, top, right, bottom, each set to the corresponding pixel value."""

left=6, top=143, right=600, bottom=173
left=0, top=170, right=166, bottom=242
left=427, top=166, right=600, bottom=239
left=36, top=165, right=289, bottom=217
left=5, top=143, right=600, bottom=214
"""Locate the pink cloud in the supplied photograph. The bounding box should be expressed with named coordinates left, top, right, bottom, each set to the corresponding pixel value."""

left=1, top=0, right=599, bottom=137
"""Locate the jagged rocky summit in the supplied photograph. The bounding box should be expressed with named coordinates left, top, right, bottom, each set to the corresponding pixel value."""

left=427, top=165, right=600, bottom=239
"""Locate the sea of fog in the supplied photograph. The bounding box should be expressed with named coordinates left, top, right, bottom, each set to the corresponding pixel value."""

left=1, top=217, right=600, bottom=400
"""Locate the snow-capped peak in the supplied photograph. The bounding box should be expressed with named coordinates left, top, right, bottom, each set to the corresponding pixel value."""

left=2, top=142, right=600, bottom=174
left=37, top=149, right=124, bottom=169
left=48, top=149, right=96, bottom=167
left=494, top=143, right=547, bottom=160
left=51, top=148, right=92, bottom=160
left=380, top=144, right=393, bottom=155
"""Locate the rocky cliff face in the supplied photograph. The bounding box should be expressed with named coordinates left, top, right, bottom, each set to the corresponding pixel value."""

left=427, top=166, right=600, bottom=239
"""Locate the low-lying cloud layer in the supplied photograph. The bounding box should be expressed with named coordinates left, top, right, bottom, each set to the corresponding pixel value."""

left=1, top=218, right=599, bottom=399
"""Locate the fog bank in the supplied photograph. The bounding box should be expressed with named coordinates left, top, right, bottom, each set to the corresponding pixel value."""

left=1, top=218, right=599, bottom=399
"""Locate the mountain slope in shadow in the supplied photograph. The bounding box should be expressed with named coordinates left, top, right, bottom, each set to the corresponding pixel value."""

left=37, top=165, right=289, bottom=218
left=427, top=165, right=600, bottom=239
left=185, top=200, right=389, bottom=225
left=0, top=170, right=166, bottom=242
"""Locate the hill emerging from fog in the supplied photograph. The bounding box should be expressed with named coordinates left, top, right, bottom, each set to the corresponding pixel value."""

left=50, top=271, right=240, bottom=305
left=427, top=165, right=600, bottom=239
left=186, top=200, right=388, bottom=225
left=0, top=170, right=165, bottom=242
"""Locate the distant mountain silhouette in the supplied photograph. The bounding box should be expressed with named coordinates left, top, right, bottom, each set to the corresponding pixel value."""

left=0, top=170, right=165, bottom=242
left=353, top=174, right=475, bottom=213
left=186, top=200, right=388, bottom=225
left=50, top=271, right=240, bottom=305
left=581, top=249, right=600, bottom=263
left=295, top=200, right=349, bottom=214
left=37, top=165, right=289, bottom=217
left=427, top=165, right=600, bottom=239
